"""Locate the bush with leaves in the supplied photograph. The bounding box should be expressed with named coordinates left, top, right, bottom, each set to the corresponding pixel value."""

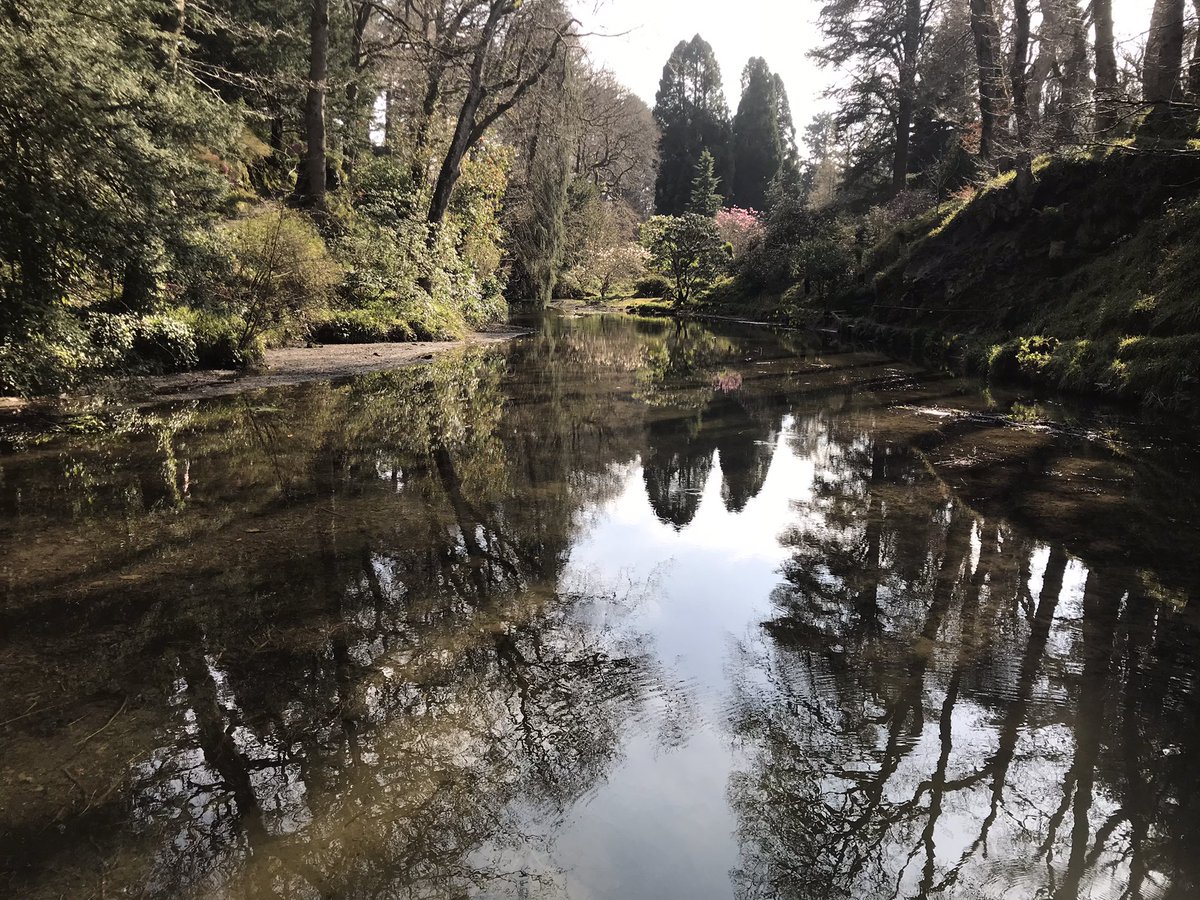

left=0, top=0, right=237, bottom=332
left=131, top=314, right=199, bottom=373
left=639, top=214, right=728, bottom=305
left=740, top=171, right=854, bottom=301
left=333, top=154, right=509, bottom=340
left=214, top=204, right=339, bottom=350
left=568, top=198, right=648, bottom=302
left=178, top=309, right=265, bottom=369
left=0, top=312, right=92, bottom=395
left=633, top=274, right=674, bottom=298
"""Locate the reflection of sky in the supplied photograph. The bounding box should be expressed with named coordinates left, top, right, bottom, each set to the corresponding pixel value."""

left=554, top=416, right=815, bottom=898
left=538, top=404, right=1141, bottom=900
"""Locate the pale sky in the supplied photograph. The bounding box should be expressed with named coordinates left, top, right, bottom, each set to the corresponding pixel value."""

left=577, top=0, right=1156, bottom=152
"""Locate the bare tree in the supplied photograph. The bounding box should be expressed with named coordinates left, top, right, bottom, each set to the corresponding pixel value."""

left=426, top=0, right=576, bottom=225
left=574, top=69, right=658, bottom=216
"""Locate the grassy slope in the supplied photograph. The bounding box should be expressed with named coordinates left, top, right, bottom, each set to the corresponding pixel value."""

left=837, top=138, right=1200, bottom=407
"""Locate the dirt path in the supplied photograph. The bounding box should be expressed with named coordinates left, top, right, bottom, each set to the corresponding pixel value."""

left=0, top=330, right=527, bottom=413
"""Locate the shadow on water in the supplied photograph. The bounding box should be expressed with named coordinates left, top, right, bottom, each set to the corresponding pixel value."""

left=1, top=312, right=1199, bottom=898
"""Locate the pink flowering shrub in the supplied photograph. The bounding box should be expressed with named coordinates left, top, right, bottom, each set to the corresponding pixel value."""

left=715, top=207, right=764, bottom=259
left=712, top=369, right=743, bottom=393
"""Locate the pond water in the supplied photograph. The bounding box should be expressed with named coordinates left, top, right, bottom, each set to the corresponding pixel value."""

left=2, top=313, right=1200, bottom=900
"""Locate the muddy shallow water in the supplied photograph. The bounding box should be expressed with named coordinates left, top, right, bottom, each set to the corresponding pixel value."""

left=2, top=313, right=1199, bottom=899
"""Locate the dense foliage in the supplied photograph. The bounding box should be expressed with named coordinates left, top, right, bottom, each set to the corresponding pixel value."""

left=653, top=35, right=733, bottom=215
left=0, top=0, right=661, bottom=395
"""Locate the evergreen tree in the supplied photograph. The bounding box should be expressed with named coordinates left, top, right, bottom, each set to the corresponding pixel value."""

left=653, top=35, right=733, bottom=215
left=732, top=58, right=792, bottom=211
left=505, top=49, right=577, bottom=305
left=813, top=0, right=937, bottom=195
left=687, top=150, right=724, bottom=217
left=0, top=0, right=237, bottom=328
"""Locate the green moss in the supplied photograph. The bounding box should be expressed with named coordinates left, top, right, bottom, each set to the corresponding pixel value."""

left=829, top=140, right=1200, bottom=408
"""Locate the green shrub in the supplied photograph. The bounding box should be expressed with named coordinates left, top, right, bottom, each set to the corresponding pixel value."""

left=987, top=335, right=1058, bottom=381
left=633, top=274, right=674, bottom=299
left=309, top=308, right=417, bottom=344
left=181, top=310, right=263, bottom=368
left=332, top=153, right=508, bottom=339
left=640, top=214, right=727, bottom=304
left=131, top=314, right=198, bottom=372
left=85, top=312, right=137, bottom=369
left=0, top=314, right=91, bottom=395
left=552, top=275, right=586, bottom=300
left=215, top=203, right=339, bottom=348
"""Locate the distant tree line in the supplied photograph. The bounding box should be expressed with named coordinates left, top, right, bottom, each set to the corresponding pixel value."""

left=634, top=6, right=1200, bottom=317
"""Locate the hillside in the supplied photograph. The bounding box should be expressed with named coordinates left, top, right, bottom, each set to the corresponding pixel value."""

left=835, top=141, right=1200, bottom=408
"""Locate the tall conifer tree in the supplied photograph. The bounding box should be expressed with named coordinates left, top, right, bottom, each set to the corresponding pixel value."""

left=731, top=58, right=795, bottom=211
left=653, top=35, right=733, bottom=214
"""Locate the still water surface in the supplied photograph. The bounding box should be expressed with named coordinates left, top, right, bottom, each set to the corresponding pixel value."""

left=2, top=314, right=1200, bottom=899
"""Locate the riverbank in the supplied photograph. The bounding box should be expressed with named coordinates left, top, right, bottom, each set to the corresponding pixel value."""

left=0, top=329, right=526, bottom=414
left=653, top=144, right=1200, bottom=410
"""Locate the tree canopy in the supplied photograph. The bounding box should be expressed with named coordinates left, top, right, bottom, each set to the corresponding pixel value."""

left=731, top=58, right=796, bottom=211
left=653, top=35, right=733, bottom=215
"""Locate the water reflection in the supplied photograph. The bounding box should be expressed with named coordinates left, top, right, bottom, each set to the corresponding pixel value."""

left=1, top=313, right=1199, bottom=899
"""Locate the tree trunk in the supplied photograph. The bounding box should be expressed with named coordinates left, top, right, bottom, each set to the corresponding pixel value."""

left=1190, top=0, right=1200, bottom=97
left=1010, top=0, right=1032, bottom=144
left=428, top=89, right=488, bottom=226
left=969, top=0, right=1010, bottom=160
left=891, top=0, right=921, bottom=194
left=1143, top=0, right=1186, bottom=103
left=344, top=82, right=360, bottom=181
left=382, top=84, right=394, bottom=151
left=1094, top=0, right=1119, bottom=133
left=427, top=6, right=506, bottom=225
left=1040, top=0, right=1088, bottom=144
left=1025, top=50, right=1057, bottom=131
left=299, top=0, right=329, bottom=210
left=269, top=115, right=285, bottom=165
left=344, top=3, right=373, bottom=182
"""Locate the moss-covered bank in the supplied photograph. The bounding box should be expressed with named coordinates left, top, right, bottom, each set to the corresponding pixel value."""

left=837, top=143, right=1200, bottom=407
left=689, top=136, right=1200, bottom=409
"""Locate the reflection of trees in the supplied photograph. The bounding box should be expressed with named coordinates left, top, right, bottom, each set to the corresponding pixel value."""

left=5, top=314, right=1200, bottom=898
left=637, top=320, right=788, bottom=526
left=729, top=421, right=1200, bottom=899
left=0, top=341, right=668, bottom=900
left=643, top=412, right=713, bottom=529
